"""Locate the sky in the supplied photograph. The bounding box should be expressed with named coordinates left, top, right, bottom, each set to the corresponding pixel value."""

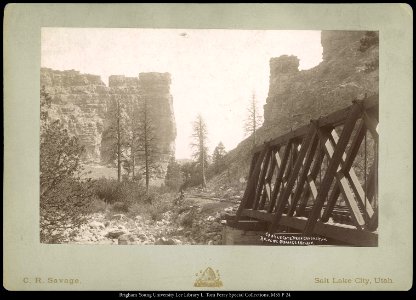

left=41, top=28, right=323, bottom=160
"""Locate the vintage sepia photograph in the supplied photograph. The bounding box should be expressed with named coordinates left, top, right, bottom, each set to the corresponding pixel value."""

left=5, top=3, right=413, bottom=292
left=40, top=28, right=379, bottom=246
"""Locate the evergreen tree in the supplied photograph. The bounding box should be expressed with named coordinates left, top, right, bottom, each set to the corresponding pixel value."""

left=191, top=114, right=209, bottom=189
left=40, top=87, right=93, bottom=243
left=244, top=92, right=263, bottom=149
left=164, top=157, right=183, bottom=191
left=122, top=96, right=142, bottom=181
left=101, top=95, right=129, bottom=182
left=212, top=142, right=227, bottom=174
left=136, top=96, right=159, bottom=193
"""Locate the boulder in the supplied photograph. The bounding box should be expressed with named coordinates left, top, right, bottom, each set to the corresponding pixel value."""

left=105, top=230, right=126, bottom=239
left=206, top=216, right=215, bottom=222
left=155, top=237, right=176, bottom=245
left=111, top=214, right=125, bottom=220
left=89, top=221, right=105, bottom=229
left=118, top=234, right=130, bottom=245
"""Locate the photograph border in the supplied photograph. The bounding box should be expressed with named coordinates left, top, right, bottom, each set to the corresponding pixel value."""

left=3, top=3, right=413, bottom=291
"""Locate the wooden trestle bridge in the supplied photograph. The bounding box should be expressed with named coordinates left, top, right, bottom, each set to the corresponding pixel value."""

left=227, top=95, right=379, bottom=246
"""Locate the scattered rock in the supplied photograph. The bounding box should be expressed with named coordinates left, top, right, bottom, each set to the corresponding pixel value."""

left=155, top=237, right=176, bottom=245
left=224, top=207, right=234, bottom=213
left=111, top=214, right=125, bottom=220
left=89, top=221, right=105, bottom=229
left=105, top=230, right=126, bottom=239
left=118, top=235, right=129, bottom=245
left=135, top=215, right=143, bottom=222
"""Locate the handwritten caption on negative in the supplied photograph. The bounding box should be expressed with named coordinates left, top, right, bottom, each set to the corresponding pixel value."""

left=260, top=232, right=328, bottom=245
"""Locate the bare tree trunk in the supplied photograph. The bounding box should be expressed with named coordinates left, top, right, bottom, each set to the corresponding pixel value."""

left=145, top=137, right=149, bottom=193
left=200, top=121, right=206, bottom=189
left=144, top=99, right=150, bottom=193
left=201, top=147, right=206, bottom=189
left=131, top=105, right=136, bottom=181
left=116, top=97, right=121, bottom=182
left=252, top=94, right=257, bottom=149
left=131, top=129, right=135, bottom=180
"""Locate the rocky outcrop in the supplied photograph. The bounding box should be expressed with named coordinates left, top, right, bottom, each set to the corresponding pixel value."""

left=41, top=69, right=110, bottom=162
left=40, top=68, right=177, bottom=178
left=263, top=30, right=379, bottom=133
left=99, top=75, right=142, bottom=164
left=218, top=30, right=379, bottom=184
left=139, top=73, right=177, bottom=175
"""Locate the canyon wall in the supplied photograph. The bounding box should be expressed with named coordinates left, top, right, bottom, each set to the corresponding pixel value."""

left=41, top=68, right=177, bottom=178
left=262, top=30, right=379, bottom=135
left=41, top=69, right=110, bottom=162
left=138, top=72, right=177, bottom=165
left=223, top=30, right=379, bottom=180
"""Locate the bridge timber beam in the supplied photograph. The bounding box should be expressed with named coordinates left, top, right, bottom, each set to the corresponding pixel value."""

left=229, top=95, right=379, bottom=247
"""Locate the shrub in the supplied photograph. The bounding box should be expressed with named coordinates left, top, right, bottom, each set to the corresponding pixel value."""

left=135, top=193, right=175, bottom=221
left=93, top=178, right=147, bottom=206
left=180, top=211, right=195, bottom=228
left=147, top=205, right=164, bottom=222
left=87, top=197, right=107, bottom=213
left=93, top=178, right=121, bottom=204
left=111, top=201, right=129, bottom=213
left=127, top=202, right=142, bottom=217
left=40, top=178, right=95, bottom=244
left=40, top=88, right=95, bottom=243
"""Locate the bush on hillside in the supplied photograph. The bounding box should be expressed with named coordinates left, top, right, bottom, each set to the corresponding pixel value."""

left=93, top=178, right=148, bottom=206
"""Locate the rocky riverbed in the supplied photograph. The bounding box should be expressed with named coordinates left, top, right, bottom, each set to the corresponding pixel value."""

left=42, top=198, right=239, bottom=245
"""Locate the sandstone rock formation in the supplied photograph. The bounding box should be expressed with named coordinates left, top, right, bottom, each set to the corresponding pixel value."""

left=222, top=30, right=379, bottom=182
left=138, top=72, right=177, bottom=174
left=263, top=30, right=379, bottom=133
left=41, top=69, right=110, bottom=162
left=40, top=68, right=176, bottom=178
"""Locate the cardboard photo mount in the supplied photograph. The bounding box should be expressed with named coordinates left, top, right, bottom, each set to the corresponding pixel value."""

left=3, top=4, right=413, bottom=291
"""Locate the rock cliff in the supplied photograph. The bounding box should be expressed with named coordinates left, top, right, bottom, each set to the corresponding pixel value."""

left=221, top=30, right=379, bottom=182
left=263, top=30, right=379, bottom=134
left=41, top=69, right=110, bottom=162
left=40, top=68, right=176, bottom=178
left=138, top=72, right=176, bottom=164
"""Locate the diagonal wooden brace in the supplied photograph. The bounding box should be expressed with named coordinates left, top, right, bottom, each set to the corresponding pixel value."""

left=303, top=102, right=362, bottom=235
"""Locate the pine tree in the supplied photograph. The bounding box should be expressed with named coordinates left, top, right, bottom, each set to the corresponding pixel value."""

left=123, top=96, right=142, bottom=181
left=136, top=96, right=159, bottom=193
left=164, top=157, right=183, bottom=191
left=101, top=95, right=129, bottom=182
left=212, top=142, right=227, bottom=174
left=191, top=114, right=209, bottom=189
left=244, top=92, right=263, bottom=149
